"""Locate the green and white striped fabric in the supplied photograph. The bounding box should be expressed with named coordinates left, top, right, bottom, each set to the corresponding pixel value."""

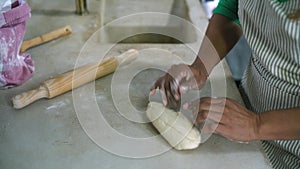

left=239, top=0, right=300, bottom=168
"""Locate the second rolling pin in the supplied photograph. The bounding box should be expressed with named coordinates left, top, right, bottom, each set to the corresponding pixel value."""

left=12, top=49, right=139, bottom=109
left=20, top=25, right=72, bottom=53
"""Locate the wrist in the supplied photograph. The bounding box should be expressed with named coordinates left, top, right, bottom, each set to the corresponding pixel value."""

left=191, top=57, right=209, bottom=78
left=252, top=114, right=262, bottom=141
left=254, top=113, right=273, bottom=141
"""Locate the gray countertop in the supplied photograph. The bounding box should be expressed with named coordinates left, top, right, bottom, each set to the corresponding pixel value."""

left=0, top=0, right=271, bottom=168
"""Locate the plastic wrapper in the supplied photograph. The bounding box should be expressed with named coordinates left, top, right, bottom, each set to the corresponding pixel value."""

left=0, top=0, right=34, bottom=89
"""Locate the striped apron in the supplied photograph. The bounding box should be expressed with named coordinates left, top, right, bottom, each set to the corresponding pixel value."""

left=238, top=0, right=300, bottom=168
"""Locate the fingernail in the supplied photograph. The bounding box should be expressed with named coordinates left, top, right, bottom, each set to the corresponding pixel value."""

left=175, top=94, right=179, bottom=100
left=149, top=90, right=155, bottom=96
left=163, top=99, right=167, bottom=106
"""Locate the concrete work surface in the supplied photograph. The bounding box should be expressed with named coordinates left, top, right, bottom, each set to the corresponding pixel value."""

left=0, top=0, right=271, bottom=169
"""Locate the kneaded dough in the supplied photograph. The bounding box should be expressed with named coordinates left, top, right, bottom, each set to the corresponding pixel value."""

left=146, top=102, right=201, bottom=150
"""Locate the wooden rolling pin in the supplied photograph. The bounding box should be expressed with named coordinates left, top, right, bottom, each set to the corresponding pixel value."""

left=20, top=25, right=72, bottom=53
left=12, top=49, right=139, bottom=109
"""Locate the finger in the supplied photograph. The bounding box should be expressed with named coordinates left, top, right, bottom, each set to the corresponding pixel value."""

left=199, top=100, right=226, bottom=113
left=170, top=80, right=180, bottom=101
left=149, top=89, right=156, bottom=96
left=195, top=110, right=208, bottom=125
left=167, top=92, right=179, bottom=108
left=195, top=110, right=224, bottom=126
left=159, top=79, right=168, bottom=106
left=201, top=97, right=226, bottom=105
left=150, top=76, right=168, bottom=105
left=150, top=77, right=163, bottom=93
left=165, top=80, right=179, bottom=108
left=204, top=110, right=223, bottom=123
left=223, top=97, right=246, bottom=110
left=201, top=122, right=219, bottom=134
left=191, top=110, right=198, bottom=123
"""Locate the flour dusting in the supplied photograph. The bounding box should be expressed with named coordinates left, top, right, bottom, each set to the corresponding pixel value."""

left=46, top=99, right=70, bottom=110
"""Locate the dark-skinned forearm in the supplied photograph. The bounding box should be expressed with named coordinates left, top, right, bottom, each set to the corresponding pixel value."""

left=193, top=14, right=243, bottom=74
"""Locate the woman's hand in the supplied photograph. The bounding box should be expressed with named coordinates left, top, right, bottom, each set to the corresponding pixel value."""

left=150, top=58, right=208, bottom=108
left=185, top=97, right=260, bottom=142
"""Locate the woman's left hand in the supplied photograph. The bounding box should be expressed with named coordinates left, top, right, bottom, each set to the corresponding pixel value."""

left=184, top=97, right=260, bottom=142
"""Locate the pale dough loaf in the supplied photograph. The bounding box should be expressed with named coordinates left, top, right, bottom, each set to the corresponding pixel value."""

left=146, top=102, right=201, bottom=150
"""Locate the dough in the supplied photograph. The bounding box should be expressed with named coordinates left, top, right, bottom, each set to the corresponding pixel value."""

left=146, top=102, right=201, bottom=150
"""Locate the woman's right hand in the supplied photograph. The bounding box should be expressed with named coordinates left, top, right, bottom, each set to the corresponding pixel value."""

left=150, top=58, right=209, bottom=108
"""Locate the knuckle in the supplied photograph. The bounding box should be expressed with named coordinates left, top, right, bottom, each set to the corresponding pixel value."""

left=203, top=110, right=210, bottom=118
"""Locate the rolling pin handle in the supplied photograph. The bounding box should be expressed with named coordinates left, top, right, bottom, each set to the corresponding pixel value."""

left=12, top=85, right=49, bottom=109
left=115, top=49, right=139, bottom=65
left=20, top=25, right=73, bottom=53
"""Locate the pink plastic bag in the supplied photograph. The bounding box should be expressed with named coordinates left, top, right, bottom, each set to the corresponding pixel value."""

left=0, top=0, right=34, bottom=89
